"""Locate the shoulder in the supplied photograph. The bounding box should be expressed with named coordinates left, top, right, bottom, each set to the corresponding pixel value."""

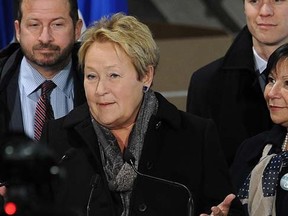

left=0, top=43, right=20, bottom=58
left=186, top=57, right=225, bottom=113
left=41, top=104, right=90, bottom=139
left=234, top=125, right=285, bottom=162
left=190, top=57, right=224, bottom=85
left=41, top=104, right=91, bottom=155
left=230, top=133, right=265, bottom=190
left=180, top=110, right=215, bottom=129
left=0, top=43, right=21, bottom=71
left=52, top=103, right=90, bottom=128
left=156, top=92, right=216, bottom=131
left=190, top=27, right=251, bottom=82
left=0, top=44, right=23, bottom=85
left=235, top=132, right=269, bottom=159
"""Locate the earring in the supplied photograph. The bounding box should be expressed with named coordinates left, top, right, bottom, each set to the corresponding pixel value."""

left=143, top=86, right=149, bottom=93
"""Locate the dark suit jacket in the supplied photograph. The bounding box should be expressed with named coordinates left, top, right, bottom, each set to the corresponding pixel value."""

left=41, top=92, right=244, bottom=216
left=230, top=125, right=288, bottom=216
left=186, top=26, right=272, bottom=166
left=0, top=43, right=86, bottom=135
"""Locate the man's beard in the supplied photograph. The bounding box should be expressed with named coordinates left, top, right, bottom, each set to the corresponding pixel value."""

left=23, top=42, right=75, bottom=71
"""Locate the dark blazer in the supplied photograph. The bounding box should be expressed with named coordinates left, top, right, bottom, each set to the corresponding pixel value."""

left=0, top=42, right=86, bottom=135
left=186, top=26, right=272, bottom=166
left=41, top=92, right=244, bottom=216
left=230, top=124, right=288, bottom=216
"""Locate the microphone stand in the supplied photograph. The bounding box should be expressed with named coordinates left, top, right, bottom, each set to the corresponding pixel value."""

left=127, top=157, right=194, bottom=216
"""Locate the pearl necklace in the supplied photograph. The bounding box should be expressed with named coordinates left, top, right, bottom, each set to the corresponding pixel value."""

left=282, top=131, right=288, bottom=151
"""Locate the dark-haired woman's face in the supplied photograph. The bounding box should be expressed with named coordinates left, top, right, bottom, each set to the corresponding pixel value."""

left=265, top=58, right=288, bottom=127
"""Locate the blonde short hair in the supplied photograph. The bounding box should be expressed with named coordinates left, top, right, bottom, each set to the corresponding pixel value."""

left=78, top=13, right=160, bottom=80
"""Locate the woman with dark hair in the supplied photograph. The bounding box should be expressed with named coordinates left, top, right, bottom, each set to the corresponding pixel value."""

left=201, top=43, right=288, bottom=216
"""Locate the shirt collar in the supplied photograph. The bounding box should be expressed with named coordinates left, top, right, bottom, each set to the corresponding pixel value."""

left=253, top=46, right=267, bottom=74
left=19, top=57, right=73, bottom=97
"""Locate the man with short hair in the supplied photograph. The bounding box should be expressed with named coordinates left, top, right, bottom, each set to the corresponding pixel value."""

left=0, top=0, right=86, bottom=139
left=187, top=0, right=288, bottom=166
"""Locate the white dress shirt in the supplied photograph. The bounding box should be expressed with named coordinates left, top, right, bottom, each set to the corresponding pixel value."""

left=18, top=57, right=74, bottom=139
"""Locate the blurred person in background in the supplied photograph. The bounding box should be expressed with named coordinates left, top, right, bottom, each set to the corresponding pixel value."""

left=0, top=0, right=86, bottom=140
left=186, top=0, right=288, bottom=166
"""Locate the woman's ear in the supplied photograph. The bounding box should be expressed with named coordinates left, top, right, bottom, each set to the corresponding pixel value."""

left=143, top=65, right=154, bottom=88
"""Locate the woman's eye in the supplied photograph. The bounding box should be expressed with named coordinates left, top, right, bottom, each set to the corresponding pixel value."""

left=86, top=74, right=96, bottom=80
left=267, top=76, right=275, bottom=84
left=110, top=73, right=120, bottom=79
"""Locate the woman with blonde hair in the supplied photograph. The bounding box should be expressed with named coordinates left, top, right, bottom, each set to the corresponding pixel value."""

left=41, top=13, right=243, bottom=216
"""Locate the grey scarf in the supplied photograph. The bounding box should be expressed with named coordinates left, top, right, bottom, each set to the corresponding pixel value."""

left=92, top=89, right=158, bottom=216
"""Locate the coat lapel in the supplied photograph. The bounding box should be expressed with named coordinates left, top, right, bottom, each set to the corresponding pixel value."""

left=63, top=104, right=103, bottom=173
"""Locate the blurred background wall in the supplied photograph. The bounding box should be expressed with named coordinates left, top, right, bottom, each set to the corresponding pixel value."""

left=128, top=0, right=246, bottom=110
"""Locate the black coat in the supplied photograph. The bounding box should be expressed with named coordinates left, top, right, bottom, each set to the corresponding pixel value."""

left=186, top=26, right=272, bottom=166
left=0, top=42, right=86, bottom=136
left=41, top=92, right=244, bottom=216
left=230, top=124, right=288, bottom=216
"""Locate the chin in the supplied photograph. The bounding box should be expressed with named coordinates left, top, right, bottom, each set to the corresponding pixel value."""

left=272, top=119, right=284, bottom=126
left=98, top=119, right=116, bottom=128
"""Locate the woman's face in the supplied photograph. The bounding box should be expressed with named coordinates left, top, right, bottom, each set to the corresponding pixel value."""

left=264, top=58, right=288, bottom=127
left=83, top=41, right=152, bottom=129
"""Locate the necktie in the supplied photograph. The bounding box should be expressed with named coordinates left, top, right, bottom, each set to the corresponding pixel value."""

left=34, top=80, right=56, bottom=141
left=258, top=72, right=267, bottom=92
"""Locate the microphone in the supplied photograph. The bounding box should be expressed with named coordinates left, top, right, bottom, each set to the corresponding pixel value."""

left=86, top=175, right=99, bottom=216
left=123, top=149, right=194, bottom=216
left=58, top=148, right=77, bottom=165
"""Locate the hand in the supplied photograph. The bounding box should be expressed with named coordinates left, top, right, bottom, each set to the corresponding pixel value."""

left=0, top=186, right=6, bottom=197
left=200, top=193, right=235, bottom=216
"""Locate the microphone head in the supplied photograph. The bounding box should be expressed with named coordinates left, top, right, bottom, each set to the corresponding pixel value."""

left=59, top=148, right=77, bottom=164
left=123, top=148, right=135, bottom=165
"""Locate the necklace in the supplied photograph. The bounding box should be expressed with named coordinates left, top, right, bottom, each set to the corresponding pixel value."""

left=282, top=131, right=288, bottom=151
left=280, top=130, right=288, bottom=191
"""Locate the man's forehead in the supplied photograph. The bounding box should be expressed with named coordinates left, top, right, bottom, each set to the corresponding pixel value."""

left=21, top=0, right=70, bottom=18
left=21, top=0, right=70, bottom=13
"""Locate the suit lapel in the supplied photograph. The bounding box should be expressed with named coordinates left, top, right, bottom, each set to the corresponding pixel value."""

left=5, top=62, right=24, bottom=133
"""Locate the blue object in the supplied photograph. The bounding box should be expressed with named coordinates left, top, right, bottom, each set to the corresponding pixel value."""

left=0, top=0, right=14, bottom=49
left=78, top=0, right=128, bottom=27
left=0, top=0, right=128, bottom=49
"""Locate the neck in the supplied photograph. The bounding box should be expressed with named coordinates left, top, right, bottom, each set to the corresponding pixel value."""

left=27, top=58, right=70, bottom=79
left=111, top=123, right=135, bottom=152
left=252, top=39, right=284, bottom=61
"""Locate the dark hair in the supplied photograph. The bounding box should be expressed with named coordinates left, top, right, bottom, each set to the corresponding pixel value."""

left=263, top=43, right=288, bottom=79
left=16, top=0, right=79, bottom=26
